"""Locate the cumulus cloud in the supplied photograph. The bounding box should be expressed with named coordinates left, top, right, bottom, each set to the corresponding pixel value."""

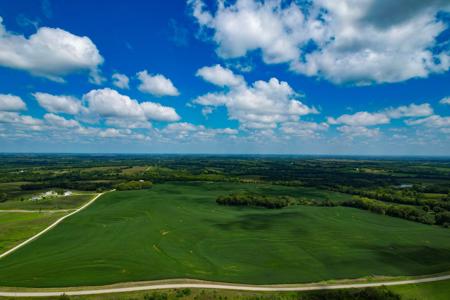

left=328, top=112, right=390, bottom=126
left=112, top=73, right=129, bottom=89
left=196, top=64, right=244, bottom=87
left=384, top=103, right=434, bottom=118
left=337, top=125, right=380, bottom=138
left=84, top=88, right=143, bottom=120
left=280, top=121, right=329, bottom=137
left=0, top=94, right=26, bottom=111
left=0, top=16, right=103, bottom=82
left=140, top=102, right=180, bottom=122
left=44, top=113, right=80, bottom=128
left=137, top=70, right=179, bottom=97
left=83, top=88, right=180, bottom=123
left=406, top=115, right=450, bottom=128
left=329, top=102, right=434, bottom=137
left=189, top=0, right=450, bottom=85
left=162, top=122, right=237, bottom=140
left=440, top=97, right=450, bottom=105
left=329, top=103, right=434, bottom=126
left=193, top=65, right=317, bottom=129
left=33, top=92, right=82, bottom=115
left=0, top=111, right=43, bottom=130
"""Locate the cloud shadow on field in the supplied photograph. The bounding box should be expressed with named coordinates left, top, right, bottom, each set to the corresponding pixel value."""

left=367, top=244, right=450, bottom=274
left=211, top=211, right=303, bottom=231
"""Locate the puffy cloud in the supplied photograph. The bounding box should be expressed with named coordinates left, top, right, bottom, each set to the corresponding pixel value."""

left=140, top=102, right=180, bottom=122
left=201, top=106, right=214, bottom=117
left=162, top=122, right=238, bottom=140
left=328, top=112, right=390, bottom=126
left=0, top=94, right=26, bottom=111
left=337, top=125, right=380, bottom=138
left=33, top=92, right=82, bottom=115
left=44, top=113, right=80, bottom=128
left=112, top=73, right=129, bottom=89
left=105, top=118, right=152, bottom=129
left=193, top=66, right=317, bottom=129
left=280, top=121, right=329, bottom=137
left=83, top=88, right=180, bottom=123
left=196, top=64, right=244, bottom=87
left=384, top=103, right=433, bottom=118
left=189, top=0, right=450, bottom=85
left=193, top=93, right=228, bottom=106
left=440, top=97, right=450, bottom=105
left=0, top=111, right=43, bottom=130
left=329, top=103, right=434, bottom=127
left=0, top=16, right=103, bottom=82
left=137, top=70, right=179, bottom=97
left=406, top=115, right=450, bottom=128
left=84, top=88, right=143, bottom=120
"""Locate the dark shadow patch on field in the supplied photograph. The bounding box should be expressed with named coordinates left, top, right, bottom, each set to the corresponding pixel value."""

left=211, top=212, right=303, bottom=231
left=367, top=244, right=450, bottom=273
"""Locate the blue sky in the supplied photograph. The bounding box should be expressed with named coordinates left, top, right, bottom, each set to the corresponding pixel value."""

left=0, top=0, right=449, bottom=155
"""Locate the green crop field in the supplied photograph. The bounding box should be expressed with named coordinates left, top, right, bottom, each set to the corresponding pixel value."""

left=0, top=182, right=449, bottom=288
left=0, top=212, right=66, bottom=253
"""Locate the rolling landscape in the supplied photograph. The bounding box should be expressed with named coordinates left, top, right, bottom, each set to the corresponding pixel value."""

left=0, top=155, right=449, bottom=299
left=1, top=0, right=450, bottom=299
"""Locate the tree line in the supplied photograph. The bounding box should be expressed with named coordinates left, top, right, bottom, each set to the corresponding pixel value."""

left=216, top=193, right=290, bottom=209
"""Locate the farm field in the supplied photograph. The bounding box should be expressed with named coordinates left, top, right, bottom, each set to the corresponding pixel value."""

left=0, top=193, right=96, bottom=210
left=0, top=182, right=449, bottom=288
left=0, top=211, right=66, bottom=253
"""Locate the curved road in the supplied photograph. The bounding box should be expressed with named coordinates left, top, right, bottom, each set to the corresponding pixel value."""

left=0, top=274, right=449, bottom=297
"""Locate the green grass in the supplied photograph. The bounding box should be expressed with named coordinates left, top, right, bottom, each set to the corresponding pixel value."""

left=1, top=282, right=450, bottom=300
left=0, top=211, right=66, bottom=253
left=0, top=193, right=96, bottom=210
left=388, top=279, right=450, bottom=300
left=0, top=182, right=449, bottom=288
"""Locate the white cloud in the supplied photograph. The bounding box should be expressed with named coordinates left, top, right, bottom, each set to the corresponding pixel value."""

left=0, top=94, right=26, bottom=111
left=196, top=64, right=244, bottom=87
left=112, top=73, right=129, bottom=89
left=0, top=111, right=43, bottom=130
left=140, top=102, right=180, bottom=122
left=201, top=106, right=214, bottom=117
left=406, top=115, right=450, bottom=128
left=439, top=97, right=450, bottom=105
left=328, top=112, right=390, bottom=126
left=281, top=121, right=329, bottom=137
left=105, top=118, right=152, bottom=129
left=162, top=122, right=238, bottom=140
left=0, top=16, right=103, bottom=82
left=329, top=103, right=434, bottom=127
left=33, top=92, right=82, bottom=115
left=193, top=67, right=317, bottom=129
left=137, top=70, right=179, bottom=97
left=83, top=88, right=180, bottom=123
left=84, top=88, right=143, bottom=120
left=337, top=125, right=380, bottom=138
left=384, top=103, right=433, bottom=118
left=44, top=113, right=80, bottom=128
left=193, top=92, right=228, bottom=106
left=189, top=0, right=450, bottom=85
